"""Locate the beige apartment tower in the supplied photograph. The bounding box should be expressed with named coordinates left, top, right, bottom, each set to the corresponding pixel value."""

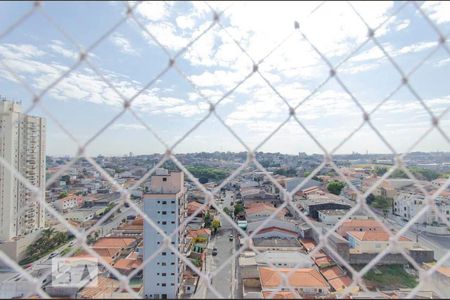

left=0, top=100, right=46, bottom=241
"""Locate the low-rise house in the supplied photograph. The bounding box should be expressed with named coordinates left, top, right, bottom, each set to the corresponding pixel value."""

left=336, top=219, right=384, bottom=238
left=259, top=267, right=329, bottom=297
left=240, top=251, right=315, bottom=280
left=64, top=208, right=95, bottom=223
left=318, top=209, right=350, bottom=225
left=248, top=219, right=300, bottom=237
left=75, top=237, right=137, bottom=265
left=245, top=203, right=287, bottom=222
left=54, top=194, right=84, bottom=212
left=187, top=201, right=207, bottom=218
left=347, top=231, right=413, bottom=254
left=283, top=177, right=322, bottom=198
left=113, top=251, right=142, bottom=276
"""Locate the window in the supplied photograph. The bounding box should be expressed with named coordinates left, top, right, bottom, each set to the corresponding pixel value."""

left=162, top=201, right=167, bottom=204
left=163, top=178, right=167, bottom=182
left=162, top=221, right=167, bottom=225
left=171, top=200, right=175, bottom=204
left=162, top=211, right=167, bottom=215
left=161, top=283, right=166, bottom=287
left=162, top=273, right=166, bottom=276
left=162, top=252, right=166, bottom=256
left=161, top=262, right=166, bottom=266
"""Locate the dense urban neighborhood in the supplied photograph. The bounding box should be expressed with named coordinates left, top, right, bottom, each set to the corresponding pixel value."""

left=1, top=112, right=450, bottom=299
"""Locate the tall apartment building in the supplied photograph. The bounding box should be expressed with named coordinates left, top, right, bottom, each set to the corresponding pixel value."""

left=0, top=100, right=46, bottom=241
left=143, top=168, right=187, bottom=299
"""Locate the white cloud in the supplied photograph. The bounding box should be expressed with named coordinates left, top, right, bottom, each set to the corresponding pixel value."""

left=421, top=1, right=450, bottom=24
left=110, top=33, right=139, bottom=56
left=110, top=123, right=146, bottom=130
left=48, top=40, right=78, bottom=60
left=134, top=1, right=173, bottom=22
left=176, top=15, right=196, bottom=29
left=395, top=19, right=410, bottom=31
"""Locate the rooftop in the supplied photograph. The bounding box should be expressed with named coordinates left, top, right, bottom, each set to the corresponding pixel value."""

left=348, top=231, right=410, bottom=242
left=252, top=238, right=301, bottom=248
left=259, top=267, right=328, bottom=289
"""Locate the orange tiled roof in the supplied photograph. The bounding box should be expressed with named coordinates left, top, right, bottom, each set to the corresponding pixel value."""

left=93, top=237, right=136, bottom=248
left=187, top=228, right=211, bottom=238
left=314, top=255, right=334, bottom=267
left=348, top=231, right=410, bottom=242
left=79, top=275, right=120, bottom=298
left=300, top=239, right=316, bottom=251
left=259, top=267, right=328, bottom=289
left=132, top=217, right=143, bottom=225
left=320, top=266, right=345, bottom=281
left=187, top=201, right=206, bottom=215
left=262, top=291, right=300, bottom=299
left=254, top=226, right=298, bottom=237
left=339, top=219, right=383, bottom=228
left=328, top=276, right=353, bottom=292
left=114, top=258, right=142, bottom=270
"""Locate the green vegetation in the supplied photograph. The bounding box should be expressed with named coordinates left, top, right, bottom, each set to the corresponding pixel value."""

left=373, top=166, right=388, bottom=176
left=260, top=160, right=281, bottom=168
left=58, top=191, right=68, bottom=199
left=186, top=166, right=229, bottom=183
left=61, top=175, right=70, bottom=185
left=389, top=166, right=440, bottom=181
left=20, top=228, right=70, bottom=265
left=211, top=219, right=221, bottom=234
left=364, top=265, right=418, bottom=289
left=223, top=207, right=232, bottom=216
left=327, top=180, right=345, bottom=195
left=274, top=168, right=297, bottom=177
left=193, top=236, right=208, bottom=244
left=60, top=246, right=72, bottom=256
left=204, top=212, right=212, bottom=227
left=192, top=257, right=202, bottom=268
left=372, top=196, right=392, bottom=210
left=234, top=202, right=245, bottom=216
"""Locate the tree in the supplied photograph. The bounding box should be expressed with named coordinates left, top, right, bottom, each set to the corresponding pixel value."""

left=234, top=202, right=245, bottom=216
left=58, top=191, right=68, bottom=199
left=223, top=207, right=232, bottom=216
left=327, top=180, right=345, bottom=195
left=366, top=193, right=375, bottom=205
left=373, top=167, right=387, bottom=176
left=204, top=212, right=212, bottom=227
left=211, top=219, right=221, bottom=234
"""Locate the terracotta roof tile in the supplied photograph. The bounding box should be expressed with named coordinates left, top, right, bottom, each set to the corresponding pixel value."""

left=259, top=267, right=328, bottom=289
left=348, top=231, right=410, bottom=242
left=320, top=266, right=345, bottom=280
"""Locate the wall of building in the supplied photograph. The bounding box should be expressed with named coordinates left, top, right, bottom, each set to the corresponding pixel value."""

left=348, top=253, right=408, bottom=265
left=0, top=100, right=46, bottom=241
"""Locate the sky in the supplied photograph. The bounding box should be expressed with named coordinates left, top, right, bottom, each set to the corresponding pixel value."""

left=0, top=1, right=450, bottom=157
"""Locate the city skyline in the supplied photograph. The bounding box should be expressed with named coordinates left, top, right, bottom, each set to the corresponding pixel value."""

left=1, top=1, right=449, bottom=156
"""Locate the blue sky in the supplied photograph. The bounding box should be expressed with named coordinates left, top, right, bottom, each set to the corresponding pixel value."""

left=0, top=1, right=449, bottom=156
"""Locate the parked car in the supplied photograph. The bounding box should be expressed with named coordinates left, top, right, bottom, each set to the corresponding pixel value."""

left=229, top=234, right=234, bottom=241
left=212, top=248, right=218, bottom=256
left=48, top=252, right=58, bottom=259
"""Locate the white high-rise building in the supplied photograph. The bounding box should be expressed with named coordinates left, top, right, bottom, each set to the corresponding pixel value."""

left=0, top=100, right=46, bottom=241
left=143, top=168, right=187, bottom=299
